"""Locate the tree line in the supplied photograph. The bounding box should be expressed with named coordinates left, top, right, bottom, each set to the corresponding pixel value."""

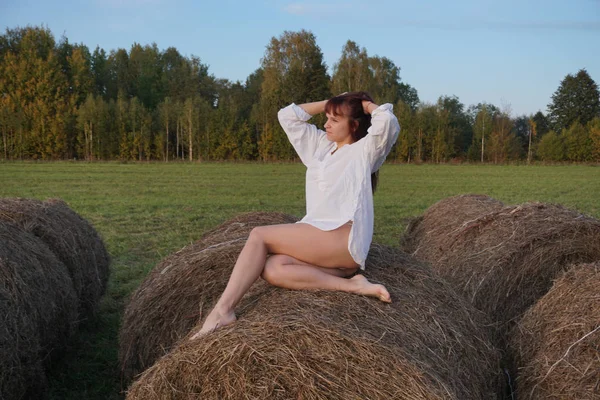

left=1, top=26, right=599, bottom=162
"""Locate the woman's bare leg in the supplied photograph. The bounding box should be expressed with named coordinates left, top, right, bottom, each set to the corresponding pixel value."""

left=190, top=223, right=390, bottom=339
left=190, top=226, right=269, bottom=338
left=261, top=254, right=391, bottom=302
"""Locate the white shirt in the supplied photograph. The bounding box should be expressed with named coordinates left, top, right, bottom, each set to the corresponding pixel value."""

left=277, top=103, right=400, bottom=269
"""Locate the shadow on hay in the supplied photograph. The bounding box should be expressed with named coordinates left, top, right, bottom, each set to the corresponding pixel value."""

left=401, top=196, right=600, bottom=344
left=0, top=222, right=78, bottom=400
left=119, top=212, right=299, bottom=384
left=400, top=194, right=504, bottom=258
left=125, top=243, right=504, bottom=400
left=510, top=262, right=600, bottom=400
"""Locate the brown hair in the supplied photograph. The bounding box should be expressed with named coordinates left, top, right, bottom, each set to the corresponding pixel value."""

left=325, top=91, right=379, bottom=194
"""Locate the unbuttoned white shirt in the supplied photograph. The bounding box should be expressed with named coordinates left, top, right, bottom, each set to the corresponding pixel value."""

left=277, top=103, right=400, bottom=269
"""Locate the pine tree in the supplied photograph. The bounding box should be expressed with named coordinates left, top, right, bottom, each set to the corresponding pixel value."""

left=548, top=69, right=600, bottom=133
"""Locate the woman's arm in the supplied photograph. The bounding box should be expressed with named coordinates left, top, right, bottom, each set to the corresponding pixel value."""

left=278, top=101, right=329, bottom=166
left=360, top=102, right=400, bottom=172
left=297, top=99, right=328, bottom=116
left=362, top=100, right=379, bottom=115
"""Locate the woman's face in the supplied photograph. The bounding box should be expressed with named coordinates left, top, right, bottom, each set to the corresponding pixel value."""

left=324, top=112, right=355, bottom=146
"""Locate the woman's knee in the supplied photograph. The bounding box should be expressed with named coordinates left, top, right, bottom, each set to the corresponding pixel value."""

left=248, top=226, right=262, bottom=241
left=249, top=225, right=274, bottom=245
left=249, top=225, right=288, bottom=253
left=261, top=254, right=289, bottom=285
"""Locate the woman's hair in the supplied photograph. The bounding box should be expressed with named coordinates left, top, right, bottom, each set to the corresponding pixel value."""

left=324, top=91, right=379, bottom=194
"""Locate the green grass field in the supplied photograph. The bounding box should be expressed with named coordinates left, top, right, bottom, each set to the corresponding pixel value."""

left=1, top=162, right=599, bottom=399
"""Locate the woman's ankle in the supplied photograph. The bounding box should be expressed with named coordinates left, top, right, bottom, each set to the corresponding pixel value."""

left=211, top=304, right=233, bottom=317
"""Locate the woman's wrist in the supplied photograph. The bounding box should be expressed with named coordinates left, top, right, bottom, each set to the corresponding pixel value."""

left=298, top=99, right=328, bottom=116
left=364, top=101, right=378, bottom=114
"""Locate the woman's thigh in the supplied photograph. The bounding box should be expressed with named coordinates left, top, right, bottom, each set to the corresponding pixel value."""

left=254, top=222, right=357, bottom=269
left=266, top=254, right=358, bottom=278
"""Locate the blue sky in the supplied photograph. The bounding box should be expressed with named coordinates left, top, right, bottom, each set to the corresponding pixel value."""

left=1, top=0, right=599, bottom=116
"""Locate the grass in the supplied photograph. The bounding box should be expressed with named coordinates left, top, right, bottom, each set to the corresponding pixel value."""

left=0, top=161, right=599, bottom=399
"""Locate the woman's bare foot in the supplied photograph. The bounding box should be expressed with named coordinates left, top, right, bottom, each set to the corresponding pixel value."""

left=189, top=307, right=237, bottom=340
left=350, top=274, right=391, bottom=303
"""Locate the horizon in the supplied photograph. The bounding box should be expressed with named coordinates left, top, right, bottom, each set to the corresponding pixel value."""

left=2, top=0, right=600, bottom=116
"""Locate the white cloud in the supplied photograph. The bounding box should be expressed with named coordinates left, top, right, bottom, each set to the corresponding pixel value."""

left=284, top=3, right=310, bottom=15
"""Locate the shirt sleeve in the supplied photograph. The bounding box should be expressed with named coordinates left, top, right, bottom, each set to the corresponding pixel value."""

left=363, top=103, right=400, bottom=172
left=278, top=103, right=328, bottom=166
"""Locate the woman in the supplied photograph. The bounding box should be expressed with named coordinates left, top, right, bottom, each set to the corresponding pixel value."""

left=191, top=92, right=400, bottom=339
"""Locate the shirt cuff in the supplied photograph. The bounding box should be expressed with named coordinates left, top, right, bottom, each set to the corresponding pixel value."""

left=290, top=103, right=313, bottom=121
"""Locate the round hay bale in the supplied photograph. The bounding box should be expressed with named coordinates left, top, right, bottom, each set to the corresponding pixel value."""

left=510, top=263, right=600, bottom=400
left=126, top=245, right=503, bottom=400
left=197, top=211, right=299, bottom=247
left=0, top=222, right=78, bottom=400
left=0, top=198, right=110, bottom=318
left=0, top=288, right=46, bottom=400
left=119, top=212, right=299, bottom=384
left=400, top=194, right=504, bottom=259
left=406, top=202, right=600, bottom=343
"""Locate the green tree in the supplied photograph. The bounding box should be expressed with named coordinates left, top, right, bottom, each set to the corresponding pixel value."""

left=91, top=46, right=108, bottom=97
left=431, top=106, right=449, bottom=163
left=414, top=103, right=437, bottom=162
left=116, top=90, right=130, bottom=159
left=65, top=44, right=94, bottom=156
left=393, top=100, right=415, bottom=162
left=532, top=111, right=550, bottom=137
left=92, top=95, right=108, bottom=159
left=331, top=40, right=418, bottom=108
left=182, top=95, right=205, bottom=160
left=469, top=105, right=494, bottom=162
left=238, top=121, right=257, bottom=159
left=548, top=69, right=600, bottom=133
left=0, top=27, right=27, bottom=58
left=398, top=83, right=419, bottom=111
left=588, top=117, right=600, bottom=162
left=527, top=117, right=536, bottom=163
left=173, top=100, right=184, bottom=159
left=488, top=106, right=518, bottom=163
left=102, top=98, right=119, bottom=158
left=369, top=56, right=402, bottom=104
left=1, top=27, right=71, bottom=159
left=129, top=42, right=164, bottom=109
left=157, top=96, right=173, bottom=161
left=0, top=93, right=24, bottom=159
left=259, top=30, right=331, bottom=160
left=537, top=130, right=565, bottom=162
left=513, top=115, right=530, bottom=155
left=128, top=96, right=143, bottom=160
left=160, top=47, right=186, bottom=101
left=437, top=95, right=470, bottom=158
left=189, top=55, right=217, bottom=106
left=66, top=44, right=94, bottom=105
left=258, top=121, right=276, bottom=161
left=213, top=119, right=239, bottom=160
left=563, top=121, right=592, bottom=161
left=107, top=48, right=131, bottom=100
left=331, top=41, right=371, bottom=95
left=77, top=93, right=96, bottom=160
left=140, top=106, right=153, bottom=160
